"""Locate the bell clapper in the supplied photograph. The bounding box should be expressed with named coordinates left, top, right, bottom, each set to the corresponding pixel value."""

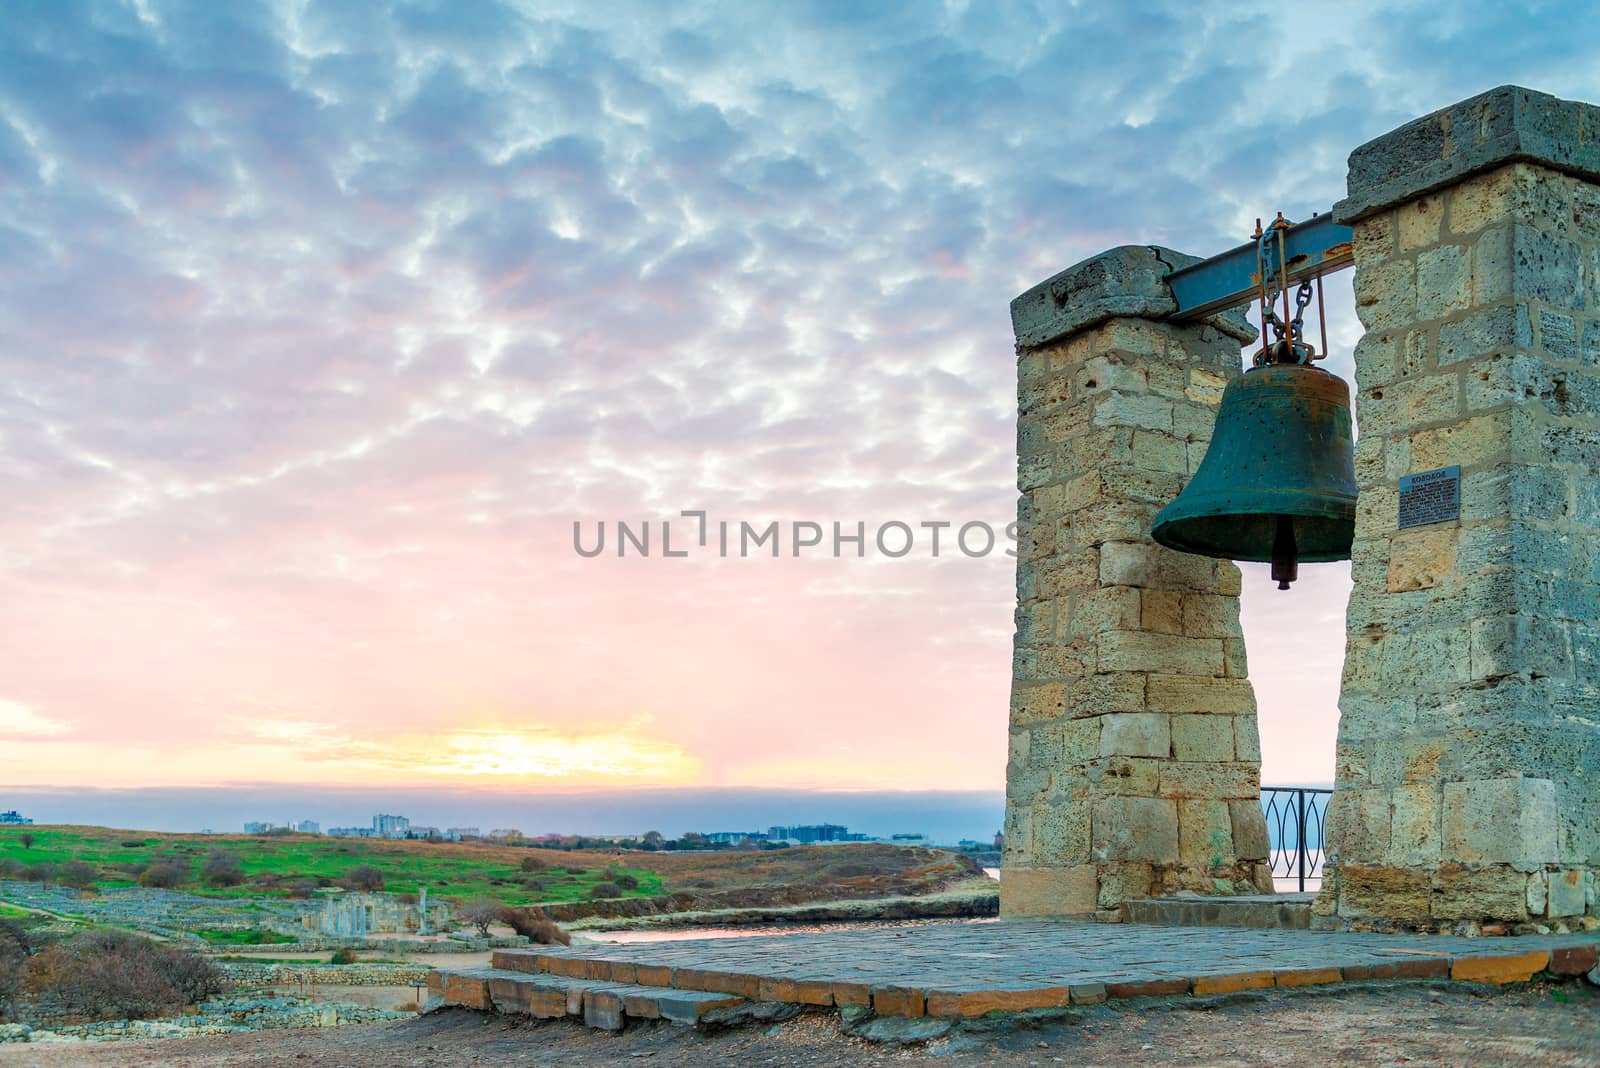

left=1271, top=515, right=1298, bottom=590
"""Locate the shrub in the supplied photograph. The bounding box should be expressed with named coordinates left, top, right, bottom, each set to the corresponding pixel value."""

left=23, top=863, right=55, bottom=886
left=0, top=858, right=23, bottom=879
left=343, top=865, right=384, bottom=892
left=21, top=930, right=223, bottom=1022
left=200, top=850, right=245, bottom=888
left=0, top=920, right=36, bottom=1022
left=17, top=834, right=33, bottom=851
left=519, top=856, right=546, bottom=872
left=120, top=840, right=146, bottom=848
left=522, top=878, right=547, bottom=892
left=498, top=906, right=571, bottom=946
left=138, top=859, right=189, bottom=889
left=611, top=873, right=639, bottom=891
left=285, top=881, right=317, bottom=900
left=456, top=899, right=502, bottom=938
left=56, top=860, right=99, bottom=891
left=329, top=948, right=357, bottom=965
left=588, top=882, right=622, bottom=900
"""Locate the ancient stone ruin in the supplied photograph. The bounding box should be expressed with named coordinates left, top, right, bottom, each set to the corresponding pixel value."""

left=1002, top=85, right=1600, bottom=929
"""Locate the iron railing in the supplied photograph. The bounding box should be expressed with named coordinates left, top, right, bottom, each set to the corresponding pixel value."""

left=1260, top=786, right=1331, bottom=892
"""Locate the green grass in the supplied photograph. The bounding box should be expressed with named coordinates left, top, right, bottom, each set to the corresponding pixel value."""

left=195, top=928, right=299, bottom=945
left=0, top=825, right=665, bottom=907
left=0, top=903, right=31, bottom=918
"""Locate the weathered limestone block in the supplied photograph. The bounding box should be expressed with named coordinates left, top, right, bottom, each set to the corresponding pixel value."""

left=1321, top=85, right=1600, bottom=928
left=1002, top=246, right=1270, bottom=917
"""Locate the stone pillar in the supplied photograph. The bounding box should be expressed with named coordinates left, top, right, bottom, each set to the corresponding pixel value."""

left=1319, top=86, right=1600, bottom=929
left=1001, top=246, right=1273, bottom=919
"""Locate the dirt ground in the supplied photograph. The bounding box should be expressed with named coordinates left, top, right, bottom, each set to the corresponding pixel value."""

left=3, top=982, right=1596, bottom=1068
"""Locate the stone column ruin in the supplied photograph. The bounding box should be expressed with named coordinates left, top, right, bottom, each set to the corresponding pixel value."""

left=1317, top=85, right=1600, bottom=929
left=1001, top=247, right=1274, bottom=918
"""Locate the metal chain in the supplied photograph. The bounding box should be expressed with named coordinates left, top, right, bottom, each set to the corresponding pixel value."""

left=1256, top=227, right=1316, bottom=365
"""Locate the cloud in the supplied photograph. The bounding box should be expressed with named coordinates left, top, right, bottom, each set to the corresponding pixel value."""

left=0, top=1, right=1595, bottom=795
left=0, top=699, right=71, bottom=737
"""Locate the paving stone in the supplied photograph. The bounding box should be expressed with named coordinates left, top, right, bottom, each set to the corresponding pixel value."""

left=1450, top=950, right=1551, bottom=984
left=434, top=920, right=1600, bottom=1026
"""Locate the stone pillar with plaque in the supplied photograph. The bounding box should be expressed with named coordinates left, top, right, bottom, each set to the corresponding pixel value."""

left=1317, top=87, right=1600, bottom=927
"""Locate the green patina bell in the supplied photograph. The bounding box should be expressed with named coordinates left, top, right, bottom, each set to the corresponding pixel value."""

left=1152, top=360, right=1356, bottom=590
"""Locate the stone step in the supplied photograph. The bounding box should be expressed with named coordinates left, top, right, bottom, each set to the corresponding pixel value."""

left=429, top=967, right=744, bottom=1030
left=1124, top=894, right=1314, bottom=930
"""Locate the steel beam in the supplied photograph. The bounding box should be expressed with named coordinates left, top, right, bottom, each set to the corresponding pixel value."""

left=1166, top=213, right=1353, bottom=320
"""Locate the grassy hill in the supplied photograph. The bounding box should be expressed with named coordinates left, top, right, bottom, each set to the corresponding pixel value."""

left=0, top=826, right=978, bottom=909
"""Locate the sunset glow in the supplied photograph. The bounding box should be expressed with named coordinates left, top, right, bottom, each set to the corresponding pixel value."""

left=3, top=3, right=1596, bottom=813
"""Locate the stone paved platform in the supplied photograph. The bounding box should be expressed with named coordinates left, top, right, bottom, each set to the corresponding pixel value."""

left=435, top=920, right=1600, bottom=1022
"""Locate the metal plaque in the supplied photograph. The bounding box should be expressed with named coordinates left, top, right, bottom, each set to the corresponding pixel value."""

left=1398, top=465, right=1460, bottom=529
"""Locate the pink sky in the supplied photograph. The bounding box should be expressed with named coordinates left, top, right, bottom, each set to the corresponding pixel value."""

left=2, top=3, right=1595, bottom=803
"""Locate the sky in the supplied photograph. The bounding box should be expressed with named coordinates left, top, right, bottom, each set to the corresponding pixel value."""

left=2, top=1, right=1597, bottom=833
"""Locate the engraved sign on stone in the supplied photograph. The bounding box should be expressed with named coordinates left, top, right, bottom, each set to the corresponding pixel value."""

left=1398, top=465, right=1460, bottom=529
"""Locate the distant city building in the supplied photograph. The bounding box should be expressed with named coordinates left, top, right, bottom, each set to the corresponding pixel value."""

left=704, top=831, right=768, bottom=844
left=407, top=826, right=441, bottom=839
left=243, top=821, right=275, bottom=834
left=326, top=826, right=375, bottom=838
left=294, top=819, right=320, bottom=834
left=890, top=833, right=925, bottom=842
left=488, top=828, right=524, bottom=840
left=994, top=830, right=1004, bottom=850
left=445, top=827, right=480, bottom=840
left=372, top=814, right=410, bottom=838
left=767, top=824, right=851, bottom=844
left=0, top=810, right=32, bottom=826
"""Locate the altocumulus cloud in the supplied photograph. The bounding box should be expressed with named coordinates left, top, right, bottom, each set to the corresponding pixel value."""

left=1, top=1, right=1597, bottom=793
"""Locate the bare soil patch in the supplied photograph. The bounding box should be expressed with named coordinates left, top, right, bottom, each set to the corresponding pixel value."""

left=5, top=982, right=1594, bottom=1067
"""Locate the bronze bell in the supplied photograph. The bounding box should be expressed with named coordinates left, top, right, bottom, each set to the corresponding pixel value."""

left=1152, top=357, right=1356, bottom=590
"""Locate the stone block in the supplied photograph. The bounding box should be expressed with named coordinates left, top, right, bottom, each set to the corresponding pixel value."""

left=1097, top=630, right=1223, bottom=676
left=1547, top=869, right=1587, bottom=917
left=1336, top=86, right=1600, bottom=225
left=1192, top=972, right=1273, bottom=995
left=1069, top=586, right=1141, bottom=636
left=999, top=865, right=1097, bottom=917
left=1441, top=778, right=1558, bottom=866
left=1031, top=800, right=1091, bottom=865
left=1397, top=195, right=1442, bottom=250
left=1326, top=788, right=1391, bottom=862
left=1449, top=951, right=1549, bottom=984
left=1066, top=672, right=1147, bottom=717
left=1429, top=864, right=1530, bottom=920
left=1181, top=593, right=1239, bottom=638
left=1416, top=243, right=1471, bottom=318
left=1171, top=715, right=1234, bottom=762
left=1011, top=245, right=1255, bottom=349
left=1177, top=798, right=1233, bottom=867
left=1230, top=800, right=1270, bottom=861
left=871, top=987, right=925, bottom=1019
left=1095, top=861, right=1153, bottom=907
left=1387, top=783, right=1441, bottom=867
left=1437, top=305, right=1533, bottom=367
left=1139, top=589, right=1183, bottom=635
left=1146, top=674, right=1255, bottom=715
left=1337, top=864, right=1432, bottom=920
left=1009, top=682, right=1065, bottom=726
left=1233, top=714, right=1260, bottom=761
left=1098, top=540, right=1218, bottom=592
left=1098, top=713, right=1169, bottom=758
left=1157, top=762, right=1258, bottom=800
left=1092, top=796, right=1178, bottom=863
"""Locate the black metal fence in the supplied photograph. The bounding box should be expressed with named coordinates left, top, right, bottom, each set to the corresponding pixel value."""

left=1260, top=786, right=1331, bottom=892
